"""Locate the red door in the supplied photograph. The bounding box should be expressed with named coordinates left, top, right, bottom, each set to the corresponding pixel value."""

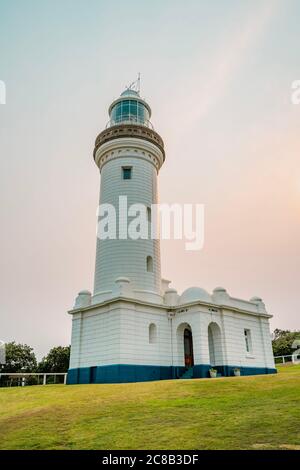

left=184, top=328, right=194, bottom=368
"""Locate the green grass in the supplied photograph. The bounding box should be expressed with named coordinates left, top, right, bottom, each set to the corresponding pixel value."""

left=0, top=364, right=299, bottom=450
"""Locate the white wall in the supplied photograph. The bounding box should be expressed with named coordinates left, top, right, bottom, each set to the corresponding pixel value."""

left=93, top=145, right=162, bottom=301
left=119, top=302, right=172, bottom=365
left=69, top=300, right=275, bottom=371
left=69, top=301, right=172, bottom=369
left=69, top=304, right=121, bottom=368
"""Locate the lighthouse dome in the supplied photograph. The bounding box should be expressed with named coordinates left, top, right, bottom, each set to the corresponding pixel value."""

left=180, top=287, right=211, bottom=304
left=120, top=89, right=139, bottom=97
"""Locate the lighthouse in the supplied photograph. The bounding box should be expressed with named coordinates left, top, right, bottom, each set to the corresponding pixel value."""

left=92, top=87, right=165, bottom=305
left=67, top=85, right=276, bottom=384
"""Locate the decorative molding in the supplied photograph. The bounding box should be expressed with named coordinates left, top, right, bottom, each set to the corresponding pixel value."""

left=94, top=136, right=165, bottom=172
left=94, top=123, right=165, bottom=164
left=69, top=295, right=272, bottom=319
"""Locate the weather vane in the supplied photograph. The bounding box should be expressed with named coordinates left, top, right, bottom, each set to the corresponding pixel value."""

left=126, top=73, right=141, bottom=94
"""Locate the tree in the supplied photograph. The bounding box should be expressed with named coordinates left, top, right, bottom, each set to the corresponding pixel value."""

left=1, top=342, right=37, bottom=373
left=272, top=329, right=300, bottom=357
left=38, top=345, right=70, bottom=373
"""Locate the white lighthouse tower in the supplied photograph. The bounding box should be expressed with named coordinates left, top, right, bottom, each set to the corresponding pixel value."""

left=92, top=87, right=165, bottom=305
left=67, top=85, right=276, bottom=384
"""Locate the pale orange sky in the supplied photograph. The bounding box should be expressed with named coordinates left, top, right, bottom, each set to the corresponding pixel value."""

left=0, top=0, right=299, bottom=358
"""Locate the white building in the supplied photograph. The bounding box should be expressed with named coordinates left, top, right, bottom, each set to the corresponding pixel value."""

left=67, top=88, right=276, bottom=384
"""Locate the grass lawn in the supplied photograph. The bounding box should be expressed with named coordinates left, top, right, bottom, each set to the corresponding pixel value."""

left=0, top=364, right=299, bottom=450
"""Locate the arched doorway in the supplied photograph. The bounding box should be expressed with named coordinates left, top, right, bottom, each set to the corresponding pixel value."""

left=184, top=328, right=194, bottom=368
left=208, top=322, right=223, bottom=367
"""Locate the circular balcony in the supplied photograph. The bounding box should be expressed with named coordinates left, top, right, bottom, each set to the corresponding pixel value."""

left=94, top=123, right=165, bottom=161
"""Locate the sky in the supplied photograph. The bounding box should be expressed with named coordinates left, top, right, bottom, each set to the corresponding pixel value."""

left=0, top=0, right=299, bottom=359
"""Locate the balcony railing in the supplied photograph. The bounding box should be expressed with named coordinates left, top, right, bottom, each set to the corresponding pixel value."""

left=106, top=116, right=154, bottom=130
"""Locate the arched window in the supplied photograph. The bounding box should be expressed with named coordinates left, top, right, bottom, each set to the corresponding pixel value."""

left=244, top=329, right=252, bottom=353
left=149, top=323, right=157, bottom=344
left=146, top=256, right=153, bottom=272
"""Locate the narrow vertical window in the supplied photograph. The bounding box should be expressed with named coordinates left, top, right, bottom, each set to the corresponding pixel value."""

left=122, top=167, right=132, bottom=180
left=149, top=323, right=157, bottom=344
left=147, top=207, right=151, bottom=238
left=244, top=329, right=252, bottom=353
left=146, top=256, right=153, bottom=272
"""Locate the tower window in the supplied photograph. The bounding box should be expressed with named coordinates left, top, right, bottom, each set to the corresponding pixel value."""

left=149, top=323, right=157, bottom=344
left=146, top=256, right=153, bottom=272
left=122, top=167, right=132, bottom=180
left=244, top=329, right=252, bottom=353
left=147, top=207, right=151, bottom=223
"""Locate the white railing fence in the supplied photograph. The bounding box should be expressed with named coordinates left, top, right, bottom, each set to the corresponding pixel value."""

left=0, top=372, right=67, bottom=386
left=274, top=354, right=300, bottom=365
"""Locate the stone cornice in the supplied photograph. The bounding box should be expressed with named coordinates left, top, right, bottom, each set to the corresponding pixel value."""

left=93, top=124, right=165, bottom=162
left=68, top=295, right=272, bottom=319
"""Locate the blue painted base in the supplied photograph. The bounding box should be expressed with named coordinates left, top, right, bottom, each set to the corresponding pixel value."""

left=214, top=365, right=277, bottom=377
left=67, top=363, right=277, bottom=385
